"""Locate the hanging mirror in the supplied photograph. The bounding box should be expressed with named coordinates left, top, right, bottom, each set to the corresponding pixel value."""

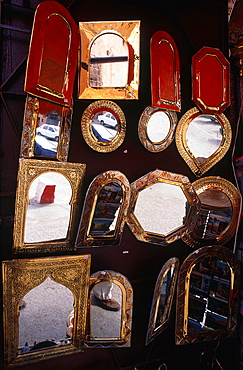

left=81, top=100, right=126, bottom=153
left=75, top=170, right=130, bottom=247
left=13, top=159, right=86, bottom=254
left=146, top=257, right=180, bottom=345
left=175, top=245, right=240, bottom=345
left=126, top=169, right=200, bottom=246
left=78, top=20, right=140, bottom=100
left=175, top=107, right=232, bottom=177
left=85, top=270, right=133, bottom=347
left=2, top=255, right=91, bottom=368
left=183, top=176, right=241, bottom=248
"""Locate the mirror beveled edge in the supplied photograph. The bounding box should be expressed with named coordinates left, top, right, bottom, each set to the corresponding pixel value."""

left=175, top=245, right=240, bottom=346
left=2, top=254, right=91, bottom=368
left=13, top=159, right=86, bottom=254
left=175, top=107, right=232, bottom=177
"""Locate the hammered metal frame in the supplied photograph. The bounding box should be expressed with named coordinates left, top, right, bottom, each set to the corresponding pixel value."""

left=2, top=255, right=91, bottom=368
left=13, top=159, right=86, bottom=254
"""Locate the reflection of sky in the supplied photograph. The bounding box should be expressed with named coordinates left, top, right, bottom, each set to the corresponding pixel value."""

left=147, top=111, right=170, bottom=143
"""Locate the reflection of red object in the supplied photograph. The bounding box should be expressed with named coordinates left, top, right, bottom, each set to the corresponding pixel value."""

left=40, top=185, right=55, bottom=204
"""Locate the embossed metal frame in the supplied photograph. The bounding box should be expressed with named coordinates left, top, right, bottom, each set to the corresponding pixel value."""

left=146, top=257, right=180, bottom=345
left=2, top=255, right=91, bottom=368
left=183, top=176, right=241, bottom=248
left=175, top=107, right=232, bottom=177
left=21, top=95, right=73, bottom=161
left=85, top=270, right=133, bottom=347
left=175, top=245, right=240, bottom=345
left=78, top=20, right=140, bottom=100
left=81, top=100, right=126, bottom=153
left=13, top=159, right=86, bottom=254
left=75, top=170, right=130, bottom=247
left=138, top=106, right=177, bottom=152
left=126, top=169, right=201, bottom=246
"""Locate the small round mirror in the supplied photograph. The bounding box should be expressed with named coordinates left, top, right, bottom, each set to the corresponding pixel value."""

left=147, top=111, right=171, bottom=143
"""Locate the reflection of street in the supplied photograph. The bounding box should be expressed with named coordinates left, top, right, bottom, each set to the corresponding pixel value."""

left=34, top=134, right=58, bottom=158
left=92, top=120, right=117, bottom=142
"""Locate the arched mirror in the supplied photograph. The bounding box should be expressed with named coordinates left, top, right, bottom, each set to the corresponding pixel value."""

left=13, top=159, right=86, bottom=254
left=75, top=170, right=130, bottom=247
left=81, top=100, right=126, bottom=153
left=175, top=107, right=232, bottom=177
left=2, top=255, right=91, bottom=368
left=126, top=169, right=200, bottom=246
left=85, top=270, right=133, bottom=347
left=146, top=257, right=180, bottom=345
left=138, top=106, right=177, bottom=152
left=175, top=245, right=240, bottom=345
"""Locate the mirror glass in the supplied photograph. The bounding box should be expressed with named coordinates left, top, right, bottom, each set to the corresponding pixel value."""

left=147, top=111, right=171, bottom=143
left=91, top=111, right=118, bottom=143
left=19, top=277, right=74, bottom=354
left=35, top=110, right=61, bottom=157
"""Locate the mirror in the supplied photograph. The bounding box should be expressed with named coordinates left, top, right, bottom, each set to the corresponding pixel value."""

left=2, top=255, right=91, bottom=368
left=126, top=169, right=200, bottom=246
left=138, top=106, right=177, bottom=152
left=175, top=245, right=240, bottom=345
left=146, top=257, right=179, bottom=345
left=13, top=159, right=86, bottom=254
left=175, top=107, right=232, bottom=177
left=85, top=270, right=133, bottom=347
left=183, top=176, right=241, bottom=248
left=75, top=170, right=130, bottom=247
left=78, top=20, right=140, bottom=99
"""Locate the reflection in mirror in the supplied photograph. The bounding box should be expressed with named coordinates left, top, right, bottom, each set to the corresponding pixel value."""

left=147, top=111, right=170, bottom=143
left=146, top=258, right=179, bottom=345
left=91, top=111, right=118, bottom=143
left=35, top=110, right=60, bottom=157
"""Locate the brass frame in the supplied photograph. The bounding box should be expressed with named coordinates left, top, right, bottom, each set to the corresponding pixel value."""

left=13, top=159, right=86, bottom=254
left=2, top=255, right=91, bottom=368
left=175, top=107, right=232, bottom=177
left=138, top=106, right=177, bottom=152
left=78, top=20, right=140, bottom=100
left=183, top=176, right=242, bottom=248
left=75, top=170, right=130, bottom=247
left=126, top=169, right=201, bottom=246
left=175, top=245, right=240, bottom=345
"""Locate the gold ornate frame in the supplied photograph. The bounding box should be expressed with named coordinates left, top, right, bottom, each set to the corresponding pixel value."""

left=78, top=20, right=140, bottom=100
left=81, top=100, right=126, bottom=153
left=175, top=107, right=232, bottom=177
left=175, top=245, right=240, bottom=345
left=75, top=170, right=130, bottom=247
left=138, top=106, right=177, bottom=152
left=183, top=176, right=242, bottom=248
left=13, top=159, right=86, bottom=254
left=2, top=255, right=91, bottom=368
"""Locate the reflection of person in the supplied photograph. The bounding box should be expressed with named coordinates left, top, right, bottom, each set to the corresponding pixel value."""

left=92, top=271, right=120, bottom=311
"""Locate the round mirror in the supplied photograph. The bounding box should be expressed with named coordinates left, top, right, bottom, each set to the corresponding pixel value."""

left=147, top=111, right=171, bottom=143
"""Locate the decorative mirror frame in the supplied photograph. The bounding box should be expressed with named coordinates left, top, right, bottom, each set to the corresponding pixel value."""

left=78, top=20, right=140, bottom=100
left=146, top=257, right=180, bottom=345
left=21, top=95, right=72, bottom=161
left=81, top=100, right=126, bottom=153
left=175, top=245, right=240, bottom=345
left=2, top=255, right=91, bottom=368
left=13, top=159, right=86, bottom=254
left=175, top=107, right=232, bottom=177
left=183, top=176, right=241, bottom=248
left=138, top=106, right=177, bottom=152
left=126, top=169, right=201, bottom=246
left=85, top=270, right=133, bottom=347
left=75, top=170, right=130, bottom=247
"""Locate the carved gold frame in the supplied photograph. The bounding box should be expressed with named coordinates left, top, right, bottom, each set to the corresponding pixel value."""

left=81, top=100, right=126, bottom=153
left=175, top=107, right=232, bottom=177
left=13, top=159, right=86, bottom=254
left=2, top=255, right=91, bottom=368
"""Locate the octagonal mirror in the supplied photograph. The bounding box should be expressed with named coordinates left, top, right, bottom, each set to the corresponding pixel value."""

left=126, top=169, right=200, bottom=246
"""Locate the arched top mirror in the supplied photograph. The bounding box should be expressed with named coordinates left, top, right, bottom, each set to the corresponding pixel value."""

left=175, top=107, right=232, bottom=177
left=126, top=169, right=200, bottom=246
left=85, top=270, right=133, bottom=347
left=146, top=257, right=180, bottom=345
left=13, top=159, right=86, bottom=254
left=75, top=170, right=130, bottom=247
left=183, top=176, right=241, bottom=248
left=81, top=100, right=126, bottom=153
left=78, top=20, right=140, bottom=99
left=138, top=106, right=177, bottom=152
left=175, top=245, right=240, bottom=345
